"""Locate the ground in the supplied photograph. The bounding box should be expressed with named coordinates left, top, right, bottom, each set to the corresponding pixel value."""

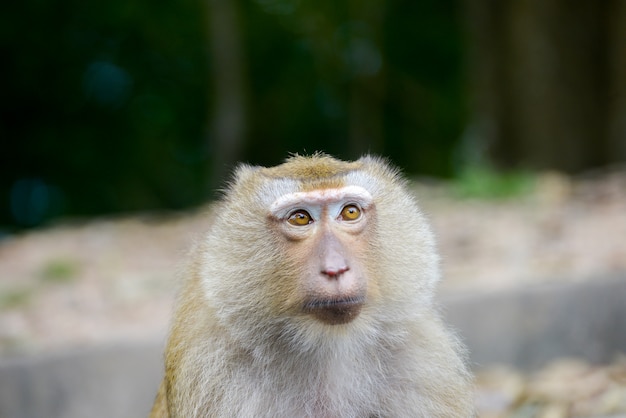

left=1, top=167, right=625, bottom=417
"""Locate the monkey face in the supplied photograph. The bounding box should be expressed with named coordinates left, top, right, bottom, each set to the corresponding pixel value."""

left=268, top=186, right=373, bottom=325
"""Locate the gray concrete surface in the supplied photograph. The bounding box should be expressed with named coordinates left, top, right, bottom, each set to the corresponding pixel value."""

left=0, top=276, right=625, bottom=418
left=0, top=342, right=163, bottom=418
left=442, top=276, right=626, bottom=370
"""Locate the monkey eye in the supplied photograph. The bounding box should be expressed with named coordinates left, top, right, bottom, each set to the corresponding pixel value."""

left=287, top=210, right=313, bottom=226
left=340, top=204, right=361, bottom=221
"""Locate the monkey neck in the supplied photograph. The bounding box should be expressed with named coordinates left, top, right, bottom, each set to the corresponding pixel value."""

left=221, top=324, right=391, bottom=416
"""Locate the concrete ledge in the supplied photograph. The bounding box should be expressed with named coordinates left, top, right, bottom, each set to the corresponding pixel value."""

left=0, top=276, right=624, bottom=418
left=442, top=276, right=626, bottom=370
left=0, top=342, right=163, bottom=418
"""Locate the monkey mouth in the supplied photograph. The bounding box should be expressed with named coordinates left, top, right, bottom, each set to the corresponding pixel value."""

left=303, top=296, right=365, bottom=325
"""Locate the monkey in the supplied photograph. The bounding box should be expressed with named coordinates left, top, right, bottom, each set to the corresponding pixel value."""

left=149, top=154, right=474, bottom=418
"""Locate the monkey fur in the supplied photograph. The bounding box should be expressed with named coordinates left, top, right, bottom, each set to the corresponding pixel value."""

left=150, top=154, right=474, bottom=417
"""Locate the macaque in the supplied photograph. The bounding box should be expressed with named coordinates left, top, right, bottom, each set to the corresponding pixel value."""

left=150, top=154, right=474, bottom=417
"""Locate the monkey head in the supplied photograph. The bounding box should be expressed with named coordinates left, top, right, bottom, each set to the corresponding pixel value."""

left=197, top=154, right=440, bottom=348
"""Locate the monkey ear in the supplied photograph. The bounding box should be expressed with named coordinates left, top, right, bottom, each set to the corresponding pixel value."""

left=358, top=154, right=388, bottom=166
left=214, top=163, right=261, bottom=197
left=230, top=163, right=262, bottom=186
left=358, top=154, right=402, bottom=181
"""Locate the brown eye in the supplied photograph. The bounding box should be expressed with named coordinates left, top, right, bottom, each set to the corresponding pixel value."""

left=340, top=204, right=361, bottom=221
left=288, top=210, right=312, bottom=226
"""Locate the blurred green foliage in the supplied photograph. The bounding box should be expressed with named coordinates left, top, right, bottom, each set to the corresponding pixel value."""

left=40, top=258, right=79, bottom=284
left=0, top=288, right=32, bottom=311
left=1, top=0, right=466, bottom=230
left=453, top=166, right=536, bottom=200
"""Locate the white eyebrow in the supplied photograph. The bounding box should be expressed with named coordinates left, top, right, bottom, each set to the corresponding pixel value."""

left=270, top=186, right=373, bottom=215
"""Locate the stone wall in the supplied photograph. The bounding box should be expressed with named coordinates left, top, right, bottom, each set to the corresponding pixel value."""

left=1, top=277, right=624, bottom=418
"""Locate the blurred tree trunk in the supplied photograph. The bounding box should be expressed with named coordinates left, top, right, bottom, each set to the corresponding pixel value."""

left=465, top=0, right=625, bottom=172
left=608, top=0, right=626, bottom=162
left=347, top=0, right=386, bottom=157
left=206, top=0, right=247, bottom=188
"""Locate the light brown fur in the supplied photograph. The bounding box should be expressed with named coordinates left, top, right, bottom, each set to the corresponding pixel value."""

left=150, top=154, right=474, bottom=418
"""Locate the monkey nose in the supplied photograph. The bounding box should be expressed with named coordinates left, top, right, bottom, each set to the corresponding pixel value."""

left=321, top=266, right=350, bottom=278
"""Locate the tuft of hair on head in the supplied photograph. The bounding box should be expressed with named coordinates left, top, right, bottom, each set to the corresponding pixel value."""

left=262, top=152, right=362, bottom=181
